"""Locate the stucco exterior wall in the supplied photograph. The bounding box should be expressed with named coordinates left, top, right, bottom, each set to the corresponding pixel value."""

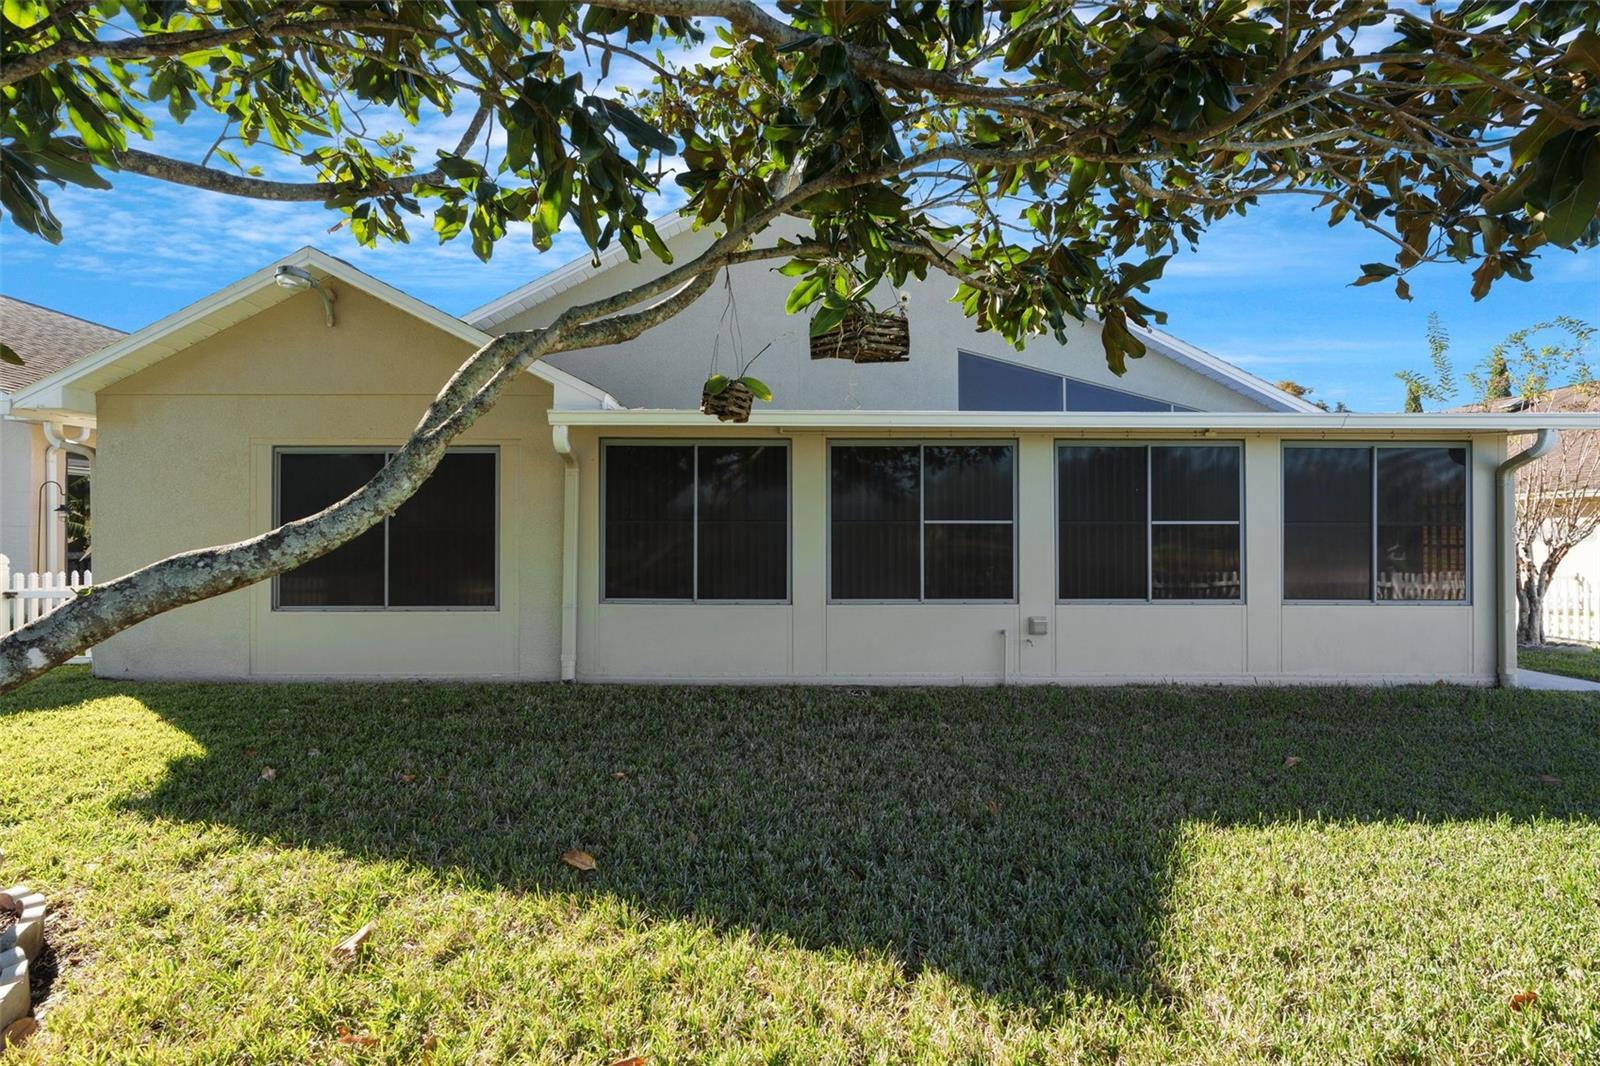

left=494, top=226, right=1270, bottom=414
left=92, top=285, right=564, bottom=680
left=567, top=426, right=1506, bottom=685
left=0, top=417, right=46, bottom=571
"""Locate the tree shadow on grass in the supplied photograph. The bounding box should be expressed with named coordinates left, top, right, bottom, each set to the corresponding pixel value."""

left=11, top=672, right=1600, bottom=1009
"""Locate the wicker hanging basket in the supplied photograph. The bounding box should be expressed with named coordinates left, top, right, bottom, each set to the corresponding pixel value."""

left=700, top=378, right=755, bottom=423
left=810, top=305, right=910, bottom=364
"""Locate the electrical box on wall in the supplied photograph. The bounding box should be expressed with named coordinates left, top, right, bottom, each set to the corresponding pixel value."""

left=1026, top=616, right=1049, bottom=636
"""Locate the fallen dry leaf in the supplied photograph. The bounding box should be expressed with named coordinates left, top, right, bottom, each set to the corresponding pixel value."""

left=1509, top=990, right=1539, bottom=1011
left=244, top=748, right=258, bottom=757
left=562, top=849, right=597, bottom=872
left=333, top=920, right=377, bottom=960
left=1537, top=774, right=1562, bottom=785
left=1283, top=756, right=1302, bottom=769
left=399, top=773, right=417, bottom=784
left=686, top=831, right=699, bottom=845
left=259, top=766, right=277, bottom=781
left=985, top=800, right=999, bottom=816
left=2, top=1017, right=38, bottom=1049
left=612, top=770, right=628, bottom=780
left=338, top=1026, right=380, bottom=1047
left=610, top=1057, right=649, bottom=1066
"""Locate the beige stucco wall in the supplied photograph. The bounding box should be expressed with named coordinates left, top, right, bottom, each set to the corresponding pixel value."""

left=566, top=426, right=1506, bottom=685
left=0, top=417, right=47, bottom=572
left=92, top=285, right=564, bottom=680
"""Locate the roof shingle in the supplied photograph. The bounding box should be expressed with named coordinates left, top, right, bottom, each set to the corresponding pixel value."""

left=0, top=295, right=125, bottom=393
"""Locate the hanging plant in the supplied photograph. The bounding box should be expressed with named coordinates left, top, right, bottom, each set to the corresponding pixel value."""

left=699, top=273, right=774, bottom=423
left=809, top=292, right=911, bottom=364
left=700, top=373, right=772, bottom=423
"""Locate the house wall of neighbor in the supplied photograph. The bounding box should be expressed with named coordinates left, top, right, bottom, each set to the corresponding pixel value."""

left=491, top=224, right=1271, bottom=414
left=91, top=285, right=565, bottom=680
left=0, top=417, right=47, bottom=571
left=566, top=426, right=1507, bottom=686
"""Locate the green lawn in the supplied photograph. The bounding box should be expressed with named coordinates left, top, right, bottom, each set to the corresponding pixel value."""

left=2, top=669, right=1597, bottom=1063
left=1521, top=643, right=1600, bottom=683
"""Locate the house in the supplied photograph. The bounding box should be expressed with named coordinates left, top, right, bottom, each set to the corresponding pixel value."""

left=7, top=223, right=1595, bottom=685
left=1453, top=385, right=1598, bottom=637
left=0, top=296, right=122, bottom=574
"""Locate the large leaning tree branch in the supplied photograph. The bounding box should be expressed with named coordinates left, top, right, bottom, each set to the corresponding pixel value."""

left=2, top=0, right=1597, bottom=691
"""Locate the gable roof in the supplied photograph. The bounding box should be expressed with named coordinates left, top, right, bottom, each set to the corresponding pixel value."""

left=8, top=247, right=618, bottom=420
left=0, top=295, right=125, bottom=393
left=1450, top=384, right=1599, bottom=496
left=464, top=216, right=1320, bottom=413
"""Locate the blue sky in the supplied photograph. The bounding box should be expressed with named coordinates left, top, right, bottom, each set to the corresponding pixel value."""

left=3, top=49, right=1597, bottom=412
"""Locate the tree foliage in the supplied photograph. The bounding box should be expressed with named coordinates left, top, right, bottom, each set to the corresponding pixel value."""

left=6, top=0, right=1600, bottom=374
left=3, top=0, right=1600, bottom=690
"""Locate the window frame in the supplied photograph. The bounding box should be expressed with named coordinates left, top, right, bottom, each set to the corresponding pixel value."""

left=271, top=445, right=500, bottom=613
left=1054, top=439, right=1246, bottom=605
left=958, top=349, right=1196, bottom=413
left=599, top=438, right=793, bottom=605
left=1280, top=441, right=1472, bottom=606
left=827, top=438, right=1019, bottom=605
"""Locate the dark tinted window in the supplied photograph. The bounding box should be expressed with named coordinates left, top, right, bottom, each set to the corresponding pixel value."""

left=389, top=452, right=497, bottom=607
left=1284, top=447, right=1372, bottom=599
left=831, top=443, right=1014, bottom=600
left=1377, top=447, right=1467, bottom=601
left=1058, top=444, right=1241, bottom=600
left=1058, top=446, right=1147, bottom=599
left=276, top=452, right=386, bottom=607
left=276, top=450, right=496, bottom=609
left=604, top=446, right=695, bottom=599
left=957, top=351, right=1063, bottom=411
left=924, top=445, right=1013, bottom=521
left=830, top=446, right=921, bottom=600
left=1152, top=524, right=1240, bottom=599
left=1065, top=379, right=1175, bottom=412
left=604, top=444, right=789, bottom=601
left=697, top=445, right=789, bottom=600
left=1152, top=447, right=1239, bottom=522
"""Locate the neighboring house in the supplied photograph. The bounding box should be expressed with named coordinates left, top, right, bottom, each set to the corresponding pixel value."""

left=1454, top=385, right=1599, bottom=620
left=7, top=224, right=1594, bottom=685
left=0, top=296, right=122, bottom=574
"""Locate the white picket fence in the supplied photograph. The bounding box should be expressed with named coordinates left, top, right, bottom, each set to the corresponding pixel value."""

left=1543, top=576, right=1599, bottom=644
left=1, top=555, right=93, bottom=659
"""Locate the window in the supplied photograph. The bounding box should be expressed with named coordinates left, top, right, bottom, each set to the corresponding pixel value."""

left=1284, top=445, right=1468, bottom=602
left=603, top=442, right=788, bottom=601
left=957, top=351, right=1193, bottom=412
left=1058, top=444, right=1241, bottom=600
left=274, top=449, right=497, bottom=609
left=831, top=443, right=1015, bottom=601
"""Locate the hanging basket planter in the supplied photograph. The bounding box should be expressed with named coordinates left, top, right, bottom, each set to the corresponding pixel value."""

left=810, top=305, right=910, bottom=364
left=699, top=374, right=771, bottom=423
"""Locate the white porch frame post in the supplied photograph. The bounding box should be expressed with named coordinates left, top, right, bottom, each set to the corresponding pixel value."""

left=552, top=425, right=580, bottom=681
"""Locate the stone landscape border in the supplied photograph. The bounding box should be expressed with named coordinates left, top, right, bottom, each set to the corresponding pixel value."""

left=0, top=885, right=45, bottom=1044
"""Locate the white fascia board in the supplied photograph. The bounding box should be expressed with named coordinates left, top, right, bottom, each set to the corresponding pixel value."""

left=546, top=408, right=1600, bottom=433
left=8, top=246, right=619, bottom=416
left=464, top=214, right=701, bottom=330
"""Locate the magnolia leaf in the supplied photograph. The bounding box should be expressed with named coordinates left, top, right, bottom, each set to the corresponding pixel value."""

left=562, top=848, right=597, bottom=872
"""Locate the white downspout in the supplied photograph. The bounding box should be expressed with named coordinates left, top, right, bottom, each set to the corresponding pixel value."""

left=1496, top=428, right=1558, bottom=687
left=41, top=422, right=95, bottom=575
left=551, top=425, right=580, bottom=682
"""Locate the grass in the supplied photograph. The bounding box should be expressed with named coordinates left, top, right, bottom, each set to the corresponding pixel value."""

left=1, top=669, right=1597, bottom=1064
left=1521, top=643, right=1600, bottom=683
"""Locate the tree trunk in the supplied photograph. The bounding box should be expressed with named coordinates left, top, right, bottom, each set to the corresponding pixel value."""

left=1518, top=574, right=1544, bottom=646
